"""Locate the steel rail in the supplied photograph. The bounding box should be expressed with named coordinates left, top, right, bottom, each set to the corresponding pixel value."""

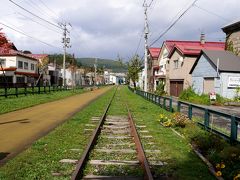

left=71, top=86, right=118, bottom=180
left=126, top=103, right=154, bottom=180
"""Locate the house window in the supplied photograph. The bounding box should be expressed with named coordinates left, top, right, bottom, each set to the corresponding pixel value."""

left=0, top=58, right=6, bottom=67
left=18, top=61, right=23, bottom=69
left=31, top=63, right=35, bottom=71
left=24, top=62, right=28, bottom=70
left=174, top=60, right=179, bottom=69
left=16, top=77, right=25, bottom=83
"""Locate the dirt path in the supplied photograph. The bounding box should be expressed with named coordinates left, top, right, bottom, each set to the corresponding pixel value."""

left=0, top=86, right=113, bottom=164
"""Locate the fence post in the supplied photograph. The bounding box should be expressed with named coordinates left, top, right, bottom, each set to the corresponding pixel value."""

left=49, top=86, right=50, bottom=93
left=44, top=86, right=46, bottom=93
left=177, top=101, right=181, bottom=112
left=38, top=85, right=40, bottom=94
left=24, top=87, right=27, bottom=96
left=169, top=98, right=173, bottom=112
left=230, top=115, right=238, bottom=143
left=163, top=97, right=166, bottom=109
left=32, top=86, right=34, bottom=94
left=188, top=104, right=193, bottom=120
left=159, top=96, right=162, bottom=107
left=204, top=109, right=210, bottom=129
left=15, top=87, right=18, bottom=97
left=4, top=87, right=7, bottom=98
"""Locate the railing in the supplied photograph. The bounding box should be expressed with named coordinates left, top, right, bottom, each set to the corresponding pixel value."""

left=0, top=84, right=102, bottom=98
left=128, top=86, right=240, bottom=144
left=128, top=87, right=173, bottom=112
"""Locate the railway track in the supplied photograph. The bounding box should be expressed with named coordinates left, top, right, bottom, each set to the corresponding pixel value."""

left=71, top=87, right=162, bottom=180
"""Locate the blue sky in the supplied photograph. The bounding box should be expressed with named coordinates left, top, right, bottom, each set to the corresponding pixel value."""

left=0, top=0, right=239, bottom=60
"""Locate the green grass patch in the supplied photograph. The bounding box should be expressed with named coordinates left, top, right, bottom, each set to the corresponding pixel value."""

left=0, top=88, right=88, bottom=115
left=0, top=87, right=115, bottom=180
left=123, top=86, right=214, bottom=179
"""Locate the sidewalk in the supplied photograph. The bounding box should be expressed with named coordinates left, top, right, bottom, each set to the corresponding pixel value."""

left=171, top=96, right=240, bottom=117
left=0, top=86, right=113, bottom=164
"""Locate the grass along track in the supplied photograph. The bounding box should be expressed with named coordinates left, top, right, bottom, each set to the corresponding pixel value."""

left=0, top=86, right=215, bottom=179
left=122, top=86, right=214, bottom=179
left=0, top=88, right=88, bottom=115
left=0, top=87, right=116, bottom=180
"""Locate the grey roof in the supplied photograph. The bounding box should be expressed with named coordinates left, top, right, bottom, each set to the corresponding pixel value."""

left=222, top=20, right=240, bottom=33
left=203, top=50, right=240, bottom=72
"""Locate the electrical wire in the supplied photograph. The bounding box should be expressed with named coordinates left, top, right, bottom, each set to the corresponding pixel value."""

left=0, top=22, right=60, bottom=49
left=134, top=28, right=144, bottom=56
left=193, top=4, right=230, bottom=22
left=9, top=0, right=62, bottom=30
left=38, top=0, right=63, bottom=23
left=150, top=0, right=198, bottom=46
left=16, top=12, right=62, bottom=34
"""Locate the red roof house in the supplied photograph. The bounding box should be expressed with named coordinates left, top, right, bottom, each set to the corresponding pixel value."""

left=166, top=39, right=225, bottom=97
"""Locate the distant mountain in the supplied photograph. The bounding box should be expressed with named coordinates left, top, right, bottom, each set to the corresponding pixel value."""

left=76, top=58, right=127, bottom=72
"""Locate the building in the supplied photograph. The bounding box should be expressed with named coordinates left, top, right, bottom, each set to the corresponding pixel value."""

left=222, top=20, right=240, bottom=55
left=155, top=40, right=182, bottom=92
left=147, top=47, right=161, bottom=92
left=190, top=50, right=240, bottom=99
left=167, top=36, right=225, bottom=97
left=0, top=48, right=38, bottom=87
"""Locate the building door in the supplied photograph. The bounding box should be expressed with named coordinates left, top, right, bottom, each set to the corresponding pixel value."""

left=170, top=80, right=184, bottom=97
left=203, top=78, right=214, bottom=94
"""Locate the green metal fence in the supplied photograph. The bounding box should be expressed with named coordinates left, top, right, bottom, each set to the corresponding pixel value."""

left=129, top=86, right=240, bottom=143
left=0, top=85, right=99, bottom=98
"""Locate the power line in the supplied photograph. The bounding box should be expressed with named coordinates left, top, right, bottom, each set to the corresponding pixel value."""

left=193, top=4, right=230, bottom=22
left=38, top=0, right=63, bottom=23
left=134, top=28, right=144, bottom=56
left=16, top=12, right=62, bottom=34
left=150, top=0, right=198, bottom=46
left=9, top=0, right=62, bottom=30
left=0, top=22, right=60, bottom=49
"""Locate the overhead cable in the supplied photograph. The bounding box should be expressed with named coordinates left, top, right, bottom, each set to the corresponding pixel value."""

left=0, top=22, right=60, bottom=49
left=194, top=4, right=230, bottom=22
left=9, top=0, right=62, bottom=30
left=16, top=12, right=62, bottom=34
left=150, top=0, right=198, bottom=46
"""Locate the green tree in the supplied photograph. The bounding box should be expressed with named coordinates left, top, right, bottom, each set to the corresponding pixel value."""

left=127, top=55, right=143, bottom=89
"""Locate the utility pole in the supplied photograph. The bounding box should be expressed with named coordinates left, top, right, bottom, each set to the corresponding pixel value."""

left=94, top=58, right=97, bottom=85
left=60, top=22, right=71, bottom=87
left=143, top=2, right=150, bottom=92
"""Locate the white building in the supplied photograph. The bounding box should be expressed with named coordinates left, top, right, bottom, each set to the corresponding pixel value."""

left=0, top=48, right=38, bottom=87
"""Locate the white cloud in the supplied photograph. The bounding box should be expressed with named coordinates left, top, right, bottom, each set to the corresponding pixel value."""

left=0, top=0, right=239, bottom=60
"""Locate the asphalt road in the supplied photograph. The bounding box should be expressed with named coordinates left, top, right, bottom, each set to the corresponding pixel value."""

left=0, top=86, right=113, bottom=165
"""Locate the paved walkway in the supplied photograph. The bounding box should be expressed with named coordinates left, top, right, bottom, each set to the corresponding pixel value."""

left=0, top=86, right=113, bottom=164
left=171, top=97, right=240, bottom=117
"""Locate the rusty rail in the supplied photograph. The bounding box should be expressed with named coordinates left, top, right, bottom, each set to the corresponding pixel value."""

left=126, top=103, right=154, bottom=180
left=72, top=86, right=154, bottom=179
left=71, top=86, right=118, bottom=180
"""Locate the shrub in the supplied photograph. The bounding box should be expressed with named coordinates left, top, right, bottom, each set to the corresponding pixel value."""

left=155, top=82, right=166, bottom=96
left=172, top=112, right=190, bottom=128
left=162, top=119, right=173, bottom=127
left=191, top=133, right=225, bottom=155
left=158, top=113, right=171, bottom=123
left=179, top=87, right=195, bottom=101
left=179, top=87, right=210, bottom=105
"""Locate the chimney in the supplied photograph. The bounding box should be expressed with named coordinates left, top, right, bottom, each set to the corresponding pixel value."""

left=200, top=32, right=205, bottom=45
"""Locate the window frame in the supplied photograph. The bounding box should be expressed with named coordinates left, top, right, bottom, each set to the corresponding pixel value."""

left=24, top=62, right=28, bottom=70
left=31, top=63, right=35, bottom=71
left=18, top=61, right=23, bottom=69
